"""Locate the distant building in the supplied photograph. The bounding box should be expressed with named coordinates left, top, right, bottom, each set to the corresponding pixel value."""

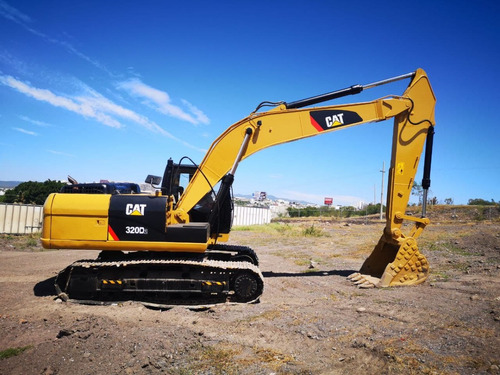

left=253, top=191, right=267, bottom=201
left=357, top=201, right=366, bottom=210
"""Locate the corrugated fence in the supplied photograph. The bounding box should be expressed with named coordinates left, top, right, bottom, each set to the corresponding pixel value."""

left=233, top=206, right=271, bottom=226
left=0, top=203, right=272, bottom=234
left=0, top=203, right=44, bottom=234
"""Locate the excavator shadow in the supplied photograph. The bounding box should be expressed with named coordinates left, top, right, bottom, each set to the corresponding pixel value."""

left=262, top=269, right=356, bottom=278
left=34, top=276, right=57, bottom=297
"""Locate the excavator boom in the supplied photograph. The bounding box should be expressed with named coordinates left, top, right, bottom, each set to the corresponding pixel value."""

left=175, top=70, right=434, bottom=220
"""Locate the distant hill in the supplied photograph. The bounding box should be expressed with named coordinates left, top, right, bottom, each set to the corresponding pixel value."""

left=0, top=181, right=22, bottom=188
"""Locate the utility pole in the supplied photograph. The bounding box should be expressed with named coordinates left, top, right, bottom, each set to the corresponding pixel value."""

left=380, top=161, right=385, bottom=220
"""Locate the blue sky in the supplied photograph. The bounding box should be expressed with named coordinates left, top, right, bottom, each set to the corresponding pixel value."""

left=0, top=0, right=499, bottom=206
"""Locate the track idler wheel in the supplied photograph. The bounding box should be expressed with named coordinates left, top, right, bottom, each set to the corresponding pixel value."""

left=349, top=235, right=429, bottom=288
left=231, top=270, right=263, bottom=303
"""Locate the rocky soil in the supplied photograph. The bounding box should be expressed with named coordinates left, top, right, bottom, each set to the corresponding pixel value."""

left=0, top=218, right=499, bottom=374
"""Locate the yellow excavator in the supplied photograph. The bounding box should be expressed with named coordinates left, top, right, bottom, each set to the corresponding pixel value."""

left=41, top=68, right=436, bottom=306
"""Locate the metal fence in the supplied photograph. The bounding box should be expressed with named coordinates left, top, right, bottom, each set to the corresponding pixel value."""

left=233, top=206, right=271, bottom=226
left=0, top=203, right=44, bottom=234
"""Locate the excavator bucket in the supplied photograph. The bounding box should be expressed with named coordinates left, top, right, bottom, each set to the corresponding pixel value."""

left=348, top=233, right=429, bottom=288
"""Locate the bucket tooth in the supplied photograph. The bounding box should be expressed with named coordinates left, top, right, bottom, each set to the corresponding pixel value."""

left=351, top=275, right=364, bottom=282
left=354, top=278, right=367, bottom=285
left=359, top=281, right=376, bottom=289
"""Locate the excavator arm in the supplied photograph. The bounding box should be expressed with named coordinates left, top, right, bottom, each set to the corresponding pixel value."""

left=174, top=68, right=436, bottom=287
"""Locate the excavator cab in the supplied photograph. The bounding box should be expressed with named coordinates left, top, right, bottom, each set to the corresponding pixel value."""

left=160, top=159, right=196, bottom=201
left=160, top=158, right=233, bottom=239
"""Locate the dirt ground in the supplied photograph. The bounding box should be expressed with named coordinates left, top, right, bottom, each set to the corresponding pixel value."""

left=0, top=218, right=499, bottom=375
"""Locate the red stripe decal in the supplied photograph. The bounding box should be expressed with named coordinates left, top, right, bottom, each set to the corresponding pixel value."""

left=108, top=225, right=119, bottom=241
left=310, top=116, right=324, bottom=132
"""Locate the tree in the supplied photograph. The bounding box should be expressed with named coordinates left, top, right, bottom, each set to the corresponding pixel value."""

left=428, top=196, right=438, bottom=205
left=444, top=198, right=454, bottom=205
left=3, top=180, right=66, bottom=205
left=411, top=181, right=423, bottom=205
left=467, top=198, right=498, bottom=206
left=365, top=203, right=383, bottom=215
left=3, top=188, right=18, bottom=203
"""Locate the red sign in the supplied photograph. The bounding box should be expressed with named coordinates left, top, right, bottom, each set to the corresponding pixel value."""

left=324, top=197, right=333, bottom=205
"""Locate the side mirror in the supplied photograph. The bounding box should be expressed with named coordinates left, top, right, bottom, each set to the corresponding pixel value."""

left=145, top=175, right=162, bottom=187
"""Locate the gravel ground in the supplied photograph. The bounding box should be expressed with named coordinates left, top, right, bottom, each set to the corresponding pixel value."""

left=0, top=219, right=499, bottom=374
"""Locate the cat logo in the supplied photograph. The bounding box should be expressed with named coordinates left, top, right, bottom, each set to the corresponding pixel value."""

left=125, top=203, right=147, bottom=216
left=309, top=110, right=363, bottom=132
left=325, top=113, right=344, bottom=128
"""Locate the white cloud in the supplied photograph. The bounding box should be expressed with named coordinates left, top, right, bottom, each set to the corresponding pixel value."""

left=13, top=127, right=37, bottom=136
left=0, top=2, right=208, bottom=151
left=47, top=149, right=75, bottom=157
left=0, top=74, right=122, bottom=128
left=0, top=1, right=112, bottom=75
left=117, top=79, right=209, bottom=125
left=181, top=99, right=210, bottom=125
left=268, top=173, right=284, bottom=179
left=0, top=0, right=31, bottom=24
left=0, top=74, right=206, bottom=153
left=19, top=115, right=53, bottom=127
